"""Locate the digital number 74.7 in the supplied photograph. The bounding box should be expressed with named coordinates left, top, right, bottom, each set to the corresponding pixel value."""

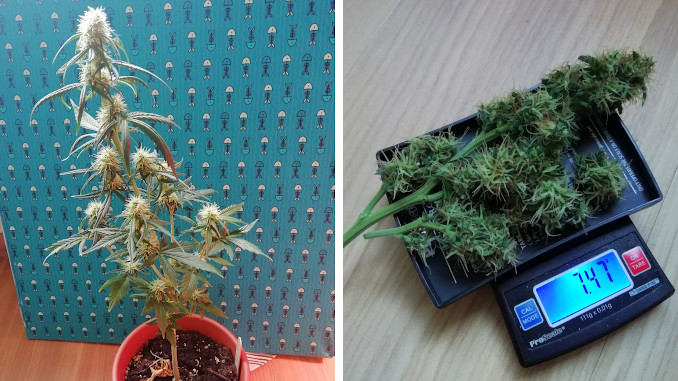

left=573, top=259, right=614, bottom=294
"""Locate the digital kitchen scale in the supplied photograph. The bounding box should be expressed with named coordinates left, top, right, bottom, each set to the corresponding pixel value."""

left=377, top=111, right=673, bottom=367
left=493, top=216, right=674, bottom=367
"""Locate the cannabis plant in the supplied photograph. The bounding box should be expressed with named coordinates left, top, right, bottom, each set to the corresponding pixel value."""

left=345, top=50, right=653, bottom=275
left=36, top=7, right=262, bottom=380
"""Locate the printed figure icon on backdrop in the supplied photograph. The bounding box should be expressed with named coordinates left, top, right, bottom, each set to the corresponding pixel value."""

left=288, top=24, right=297, bottom=46
left=247, top=26, right=256, bottom=48
left=130, top=34, right=139, bottom=56
left=165, top=61, right=173, bottom=80
left=187, top=31, right=196, bottom=52
left=302, top=54, right=311, bottom=75
left=7, top=70, right=15, bottom=88
left=224, top=137, right=232, bottom=154
left=125, top=6, right=134, bottom=27
left=225, top=85, right=233, bottom=104
left=303, top=82, right=312, bottom=103
left=202, top=59, right=211, bottom=79
left=207, top=29, right=216, bottom=50
left=307, top=0, right=316, bottom=15
left=324, top=81, right=333, bottom=101
left=323, top=53, right=332, bottom=74
left=267, top=26, right=276, bottom=47
left=316, top=110, right=325, bottom=129
left=309, top=23, right=318, bottom=45
left=264, top=84, right=272, bottom=103
left=237, top=161, right=245, bottom=178
left=40, top=42, right=48, bottom=61
left=243, top=85, right=252, bottom=105
left=286, top=0, right=295, bottom=16
left=151, top=89, right=159, bottom=107
left=163, top=3, right=173, bottom=24
left=298, top=136, right=306, bottom=154
left=262, top=56, right=271, bottom=76
left=244, top=0, right=253, bottom=19
left=144, top=4, right=153, bottom=26
left=258, top=184, right=265, bottom=200
left=16, top=14, right=24, bottom=35
left=220, top=111, right=229, bottom=130
left=260, top=136, right=268, bottom=153
left=6, top=43, right=14, bottom=62
left=168, top=32, right=178, bottom=53
left=188, top=87, right=196, bottom=106
left=184, top=60, right=193, bottom=80
left=239, top=112, right=248, bottom=130
left=283, top=83, right=292, bottom=103
left=242, top=57, right=251, bottom=77
left=282, top=54, right=291, bottom=75
left=149, top=34, right=158, bottom=54
left=202, top=162, right=209, bottom=178
left=296, top=110, right=305, bottom=129
left=330, top=21, right=335, bottom=44
left=240, top=184, right=248, bottom=201
left=23, top=69, right=31, bottom=88
left=202, top=113, right=210, bottom=130
left=204, top=0, right=213, bottom=21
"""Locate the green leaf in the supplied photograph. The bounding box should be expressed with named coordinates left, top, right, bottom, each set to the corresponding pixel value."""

left=75, top=84, right=88, bottom=135
left=230, top=238, right=264, bottom=255
left=165, top=251, right=222, bottom=276
left=121, top=121, right=131, bottom=174
left=128, top=119, right=177, bottom=177
left=232, top=219, right=258, bottom=236
left=180, top=272, right=198, bottom=298
left=30, top=83, right=81, bottom=121
left=159, top=257, right=178, bottom=287
left=56, top=48, right=88, bottom=77
left=128, top=112, right=180, bottom=129
left=201, top=302, right=226, bottom=318
left=176, top=214, right=198, bottom=227
left=107, top=277, right=129, bottom=312
left=70, top=99, right=100, bottom=132
left=111, top=60, right=173, bottom=92
left=209, top=255, right=233, bottom=267
left=52, top=33, right=80, bottom=64
left=156, top=305, right=168, bottom=338
left=222, top=244, right=234, bottom=260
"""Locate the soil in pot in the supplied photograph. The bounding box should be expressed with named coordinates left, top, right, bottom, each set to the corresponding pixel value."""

left=125, top=330, right=239, bottom=381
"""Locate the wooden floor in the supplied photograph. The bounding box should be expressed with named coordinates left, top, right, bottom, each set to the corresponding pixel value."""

left=344, top=0, right=678, bottom=380
left=0, top=236, right=334, bottom=380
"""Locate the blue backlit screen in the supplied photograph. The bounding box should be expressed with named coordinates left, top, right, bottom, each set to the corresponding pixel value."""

left=534, top=250, right=633, bottom=326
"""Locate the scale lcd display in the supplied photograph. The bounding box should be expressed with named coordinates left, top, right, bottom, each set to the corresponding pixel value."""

left=534, top=250, right=633, bottom=327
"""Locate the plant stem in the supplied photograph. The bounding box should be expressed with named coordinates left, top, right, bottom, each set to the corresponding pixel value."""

left=363, top=217, right=424, bottom=239
left=344, top=125, right=511, bottom=247
left=360, top=184, right=386, bottom=219
left=171, top=333, right=180, bottom=381
left=343, top=180, right=442, bottom=246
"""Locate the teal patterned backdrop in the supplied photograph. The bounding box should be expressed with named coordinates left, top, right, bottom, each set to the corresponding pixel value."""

left=0, top=0, right=335, bottom=357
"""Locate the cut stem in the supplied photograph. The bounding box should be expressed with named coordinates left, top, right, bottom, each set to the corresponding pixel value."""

left=344, top=125, right=511, bottom=247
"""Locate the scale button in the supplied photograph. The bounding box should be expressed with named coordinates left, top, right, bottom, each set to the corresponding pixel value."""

left=514, top=299, right=543, bottom=331
left=622, top=246, right=651, bottom=276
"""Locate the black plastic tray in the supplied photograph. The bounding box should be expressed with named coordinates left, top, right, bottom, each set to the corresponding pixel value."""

left=376, top=113, right=663, bottom=308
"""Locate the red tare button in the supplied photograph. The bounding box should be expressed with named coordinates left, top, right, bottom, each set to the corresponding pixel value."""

left=622, top=246, right=651, bottom=276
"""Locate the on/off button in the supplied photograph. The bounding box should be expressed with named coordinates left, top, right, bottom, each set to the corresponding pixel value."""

left=622, top=246, right=651, bottom=276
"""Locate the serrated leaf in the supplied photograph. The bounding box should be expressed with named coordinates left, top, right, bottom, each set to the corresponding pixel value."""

left=128, top=112, right=180, bottom=129
left=232, top=219, right=258, bottom=236
left=129, top=119, right=177, bottom=177
left=180, top=272, right=198, bottom=299
left=165, top=251, right=221, bottom=276
left=209, top=255, right=233, bottom=267
left=30, top=83, right=81, bottom=121
left=52, top=33, right=80, bottom=63
left=56, top=49, right=88, bottom=77
left=70, top=99, right=100, bottom=132
left=107, top=277, right=129, bottom=312
left=112, top=60, right=172, bottom=91
left=159, top=257, right=178, bottom=287
left=201, top=302, right=226, bottom=318
left=230, top=238, right=264, bottom=255
left=118, top=76, right=150, bottom=96
left=75, top=84, right=88, bottom=134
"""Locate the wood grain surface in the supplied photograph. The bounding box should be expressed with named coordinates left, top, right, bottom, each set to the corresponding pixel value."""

left=344, top=1, right=678, bottom=380
left=0, top=237, right=334, bottom=381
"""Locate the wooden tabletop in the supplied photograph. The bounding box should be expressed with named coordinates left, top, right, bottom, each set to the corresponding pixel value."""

left=344, top=0, right=678, bottom=379
left=0, top=238, right=334, bottom=381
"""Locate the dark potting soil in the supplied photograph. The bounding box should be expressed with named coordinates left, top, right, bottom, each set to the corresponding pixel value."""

left=125, top=330, right=239, bottom=381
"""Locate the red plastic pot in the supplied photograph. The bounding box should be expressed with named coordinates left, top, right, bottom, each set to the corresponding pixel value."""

left=113, top=315, right=250, bottom=381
